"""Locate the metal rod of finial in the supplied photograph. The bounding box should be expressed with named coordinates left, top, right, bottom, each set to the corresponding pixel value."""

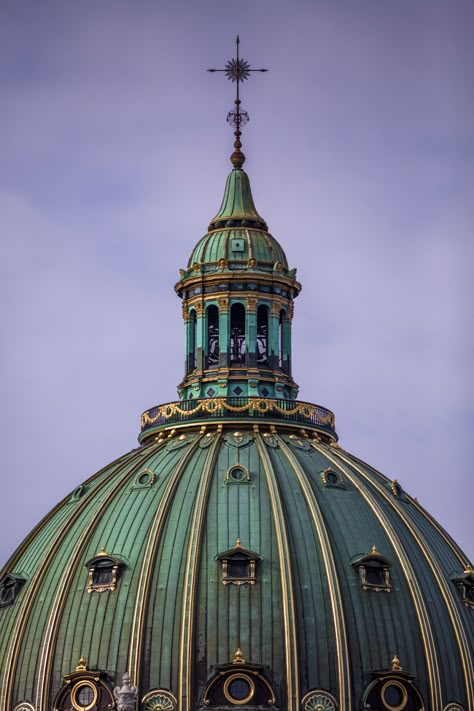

left=207, top=36, right=268, bottom=168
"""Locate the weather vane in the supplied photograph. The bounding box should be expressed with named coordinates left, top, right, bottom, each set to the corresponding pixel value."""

left=208, top=36, right=268, bottom=168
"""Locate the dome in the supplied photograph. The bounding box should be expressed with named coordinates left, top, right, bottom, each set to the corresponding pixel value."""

left=1, top=420, right=473, bottom=710
left=1, top=40, right=473, bottom=711
left=184, top=169, right=292, bottom=277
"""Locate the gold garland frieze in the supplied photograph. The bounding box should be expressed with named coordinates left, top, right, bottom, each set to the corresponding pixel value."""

left=141, top=399, right=335, bottom=428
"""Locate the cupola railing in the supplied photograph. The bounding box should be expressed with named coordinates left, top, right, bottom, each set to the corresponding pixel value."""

left=139, top=397, right=337, bottom=441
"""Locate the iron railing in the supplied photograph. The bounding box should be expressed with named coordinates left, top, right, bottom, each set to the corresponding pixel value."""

left=140, top=397, right=336, bottom=437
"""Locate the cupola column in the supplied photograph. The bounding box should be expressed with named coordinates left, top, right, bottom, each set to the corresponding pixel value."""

left=269, top=304, right=281, bottom=371
left=184, top=310, right=197, bottom=376
left=281, top=309, right=292, bottom=375
left=196, top=303, right=206, bottom=372
left=246, top=298, right=258, bottom=368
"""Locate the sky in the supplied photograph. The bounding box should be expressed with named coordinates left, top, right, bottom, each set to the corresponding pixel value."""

left=0, top=0, right=472, bottom=567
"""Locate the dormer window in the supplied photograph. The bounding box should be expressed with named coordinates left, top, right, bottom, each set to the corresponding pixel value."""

left=55, top=656, right=115, bottom=710
left=217, top=540, right=261, bottom=586
left=203, top=648, right=276, bottom=707
left=0, top=573, right=26, bottom=608
left=452, top=565, right=474, bottom=609
left=362, top=655, right=424, bottom=710
left=85, top=548, right=126, bottom=594
left=352, top=546, right=392, bottom=592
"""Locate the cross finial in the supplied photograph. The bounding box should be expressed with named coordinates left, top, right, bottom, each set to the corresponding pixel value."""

left=208, top=36, right=268, bottom=168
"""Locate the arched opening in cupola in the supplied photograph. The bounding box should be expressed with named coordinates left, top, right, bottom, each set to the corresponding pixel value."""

left=278, top=309, right=285, bottom=369
left=188, top=309, right=197, bottom=374
left=206, top=304, right=219, bottom=367
left=230, top=303, right=246, bottom=364
left=256, top=305, right=269, bottom=365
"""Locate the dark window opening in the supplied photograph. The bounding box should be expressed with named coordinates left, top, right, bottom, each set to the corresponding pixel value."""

left=228, top=556, right=251, bottom=579
left=0, top=574, right=26, bottom=608
left=257, top=305, right=269, bottom=365
left=352, top=548, right=392, bottom=592
left=85, top=552, right=125, bottom=594
left=230, top=303, right=246, bottom=364
left=229, top=678, right=251, bottom=700
left=191, top=310, right=197, bottom=371
left=278, top=310, right=285, bottom=369
left=92, top=562, right=113, bottom=587
left=207, top=305, right=219, bottom=367
left=217, top=542, right=261, bottom=586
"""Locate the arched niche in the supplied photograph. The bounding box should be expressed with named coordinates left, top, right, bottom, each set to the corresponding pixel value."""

left=206, top=304, right=219, bottom=367
left=230, top=303, right=247, bottom=364
left=257, top=304, right=269, bottom=365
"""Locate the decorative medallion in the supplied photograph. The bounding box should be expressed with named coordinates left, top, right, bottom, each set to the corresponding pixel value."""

left=167, top=433, right=193, bottom=451
left=302, top=689, right=338, bottom=711
left=141, top=689, right=177, bottom=711
left=13, top=704, right=35, bottom=711
left=199, top=432, right=217, bottom=448
left=444, top=705, right=465, bottom=711
left=287, top=434, right=311, bottom=451
left=224, top=431, right=254, bottom=448
left=263, top=432, right=279, bottom=448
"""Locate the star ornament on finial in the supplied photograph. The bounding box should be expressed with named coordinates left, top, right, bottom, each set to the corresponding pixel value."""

left=208, top=36, right=268, bottom=168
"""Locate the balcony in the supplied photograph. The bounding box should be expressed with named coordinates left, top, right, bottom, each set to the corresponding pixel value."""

left=139, top=397, right=337, bottom=442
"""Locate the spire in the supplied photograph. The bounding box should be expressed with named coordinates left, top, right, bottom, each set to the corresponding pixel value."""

left=208, top=168, right=267, bottom=232
left=208, top=36, right=268, bottom=169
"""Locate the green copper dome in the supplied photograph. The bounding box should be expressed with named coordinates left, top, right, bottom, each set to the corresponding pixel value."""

left=186, top=168, right=290, bottom=275
left=0, top=428, right=473, bottom=710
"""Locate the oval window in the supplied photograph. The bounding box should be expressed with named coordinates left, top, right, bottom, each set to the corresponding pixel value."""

left=224, top=674, right=255, bottom=705
left=230, top=467, right=246, bottom=481
left=71, top=681, right=98, bottom=711
left=381, top=680, right=407, bottom=711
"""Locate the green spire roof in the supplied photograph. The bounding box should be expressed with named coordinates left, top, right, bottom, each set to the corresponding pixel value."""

left=208, top=168, right=268, bottom=232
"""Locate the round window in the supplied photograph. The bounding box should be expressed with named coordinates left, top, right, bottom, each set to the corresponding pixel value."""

left=223, top=674, right=255, bottom=705
left=230, top=467, right=246, bottom=482
left=390, top=479, right=403, bottom=497
left=138, top=472, right=151, bottom=486
left=381, top=680, right=407, bottom=711
left=326, top=471, right=339, bottom=485
left=71, top=681, right=98, bottom=711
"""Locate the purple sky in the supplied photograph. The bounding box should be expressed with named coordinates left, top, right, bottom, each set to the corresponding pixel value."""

left=0, top=1, right=472, bottom=567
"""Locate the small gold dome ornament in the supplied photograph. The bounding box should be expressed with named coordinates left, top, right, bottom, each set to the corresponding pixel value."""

left=391, top=654, right=402, bottom=671
left=75, top=656, right=88, bottom=671
left=233, top=647, right=246, bottom=664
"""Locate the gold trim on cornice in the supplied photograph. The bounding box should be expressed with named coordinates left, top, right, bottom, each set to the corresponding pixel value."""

left=175, top=272, right=301, bottom=297
left=277, top=437, right=352, bottom=709
left=178, top=433, right=222, bottom=711
left=185, top=292, right=291, bottom=312
left=0, top=443, right=159, bottom=711
left=34, top=443, right=166, bottom=711
left=140, top=420, right=336, bottom=445
left=311, top=442, right=444, bottom=710
left=333, top=446, right=474, bottom=710
left=255, top=434, right=300, bottom=711
left=128, top=436, right=204, bottom=686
